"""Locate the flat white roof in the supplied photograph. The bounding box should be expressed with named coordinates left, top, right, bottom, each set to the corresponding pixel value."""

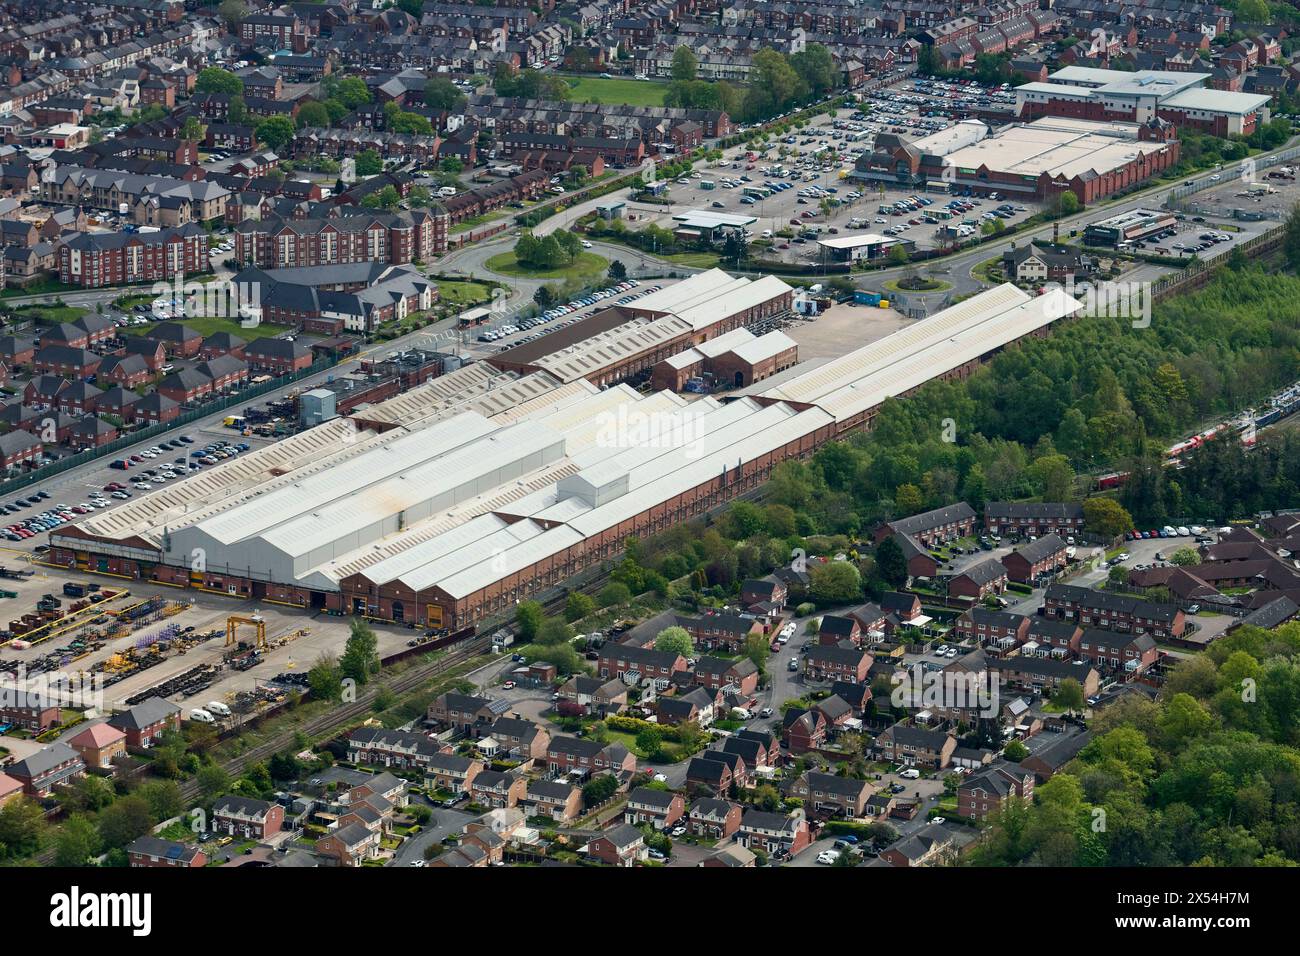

left=670, top=209, right=758, bottom=229
left=816, top=233, right=900, bottom=250
left=1161, top=88, right=1271, bottom=116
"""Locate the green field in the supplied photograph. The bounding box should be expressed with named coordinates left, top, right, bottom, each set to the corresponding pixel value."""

left=567, top=76, right=671, bottom=107
left=484, top=250, right=609, bottom=282
left=132, top=316, right=292, bottom=341
left=437, top=280, right=495, bottom=309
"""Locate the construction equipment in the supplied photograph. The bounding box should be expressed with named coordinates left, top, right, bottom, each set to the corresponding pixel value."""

left=226, top=613, right=267, bottom=649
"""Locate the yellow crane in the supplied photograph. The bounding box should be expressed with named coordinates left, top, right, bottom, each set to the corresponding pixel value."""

left=225, top=613, right=267, bottom=649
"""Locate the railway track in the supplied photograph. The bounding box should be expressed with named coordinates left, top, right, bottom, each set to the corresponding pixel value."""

left=32, top=635, right=492, bottom=865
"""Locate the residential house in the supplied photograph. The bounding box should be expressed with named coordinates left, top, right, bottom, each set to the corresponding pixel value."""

left=624, top=786, right=685, bottom=829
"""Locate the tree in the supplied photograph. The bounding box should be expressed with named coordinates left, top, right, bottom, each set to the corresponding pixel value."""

left=655, top=625, right=694, bottom=659
left=1082, top=497, right=1133, bottom=539
left=887, top=243, right=909, bottom=266
left=1004, top=739, right=1029, bottom=761
left=1169, top=547, right=1200, bottom=566
left=195, top=67, right=244, bottom=96
left=607, top=259, right=628, bottom=282
left=180, top=116, right=206, bottom=143
left=332, top=76, right=373, bottom=110
left=255, top=116, right=297, bottom=152
left=295, top=101, right=331, bottom=130
left=308, top=654, right=343, bottom=702
left=565, top=591, right=596, bottom=622
left=894, top=483, right=924, bottom=515
left=636, top=726, right=663, bottom=757
left=55, top=815, right=102, bottom=867
left=533, top=284, right=556, bottom=308
left=340, top=618, right=380, bottom=686
left=1056, top=190, right=1080, bottom=216
left=424, top=77, right=467, bottom=112
left=0, top=798, right=47, bottom=860
left=218, top=0, right=249, bottom=30
left=197, top=763, right=231, bottom=800
left=361, top=185, right=401, bottom=210
left=1054, top=677, right=1086, bottom=715
left=582, top=774, right=619, bottom=807
left=810, top=560, right=862, bottom=605
left=598, top=581, right=632, bottom=607
left=516, top=600, right=544, bottom=641
left=671, top=46, right=699, bottom=82
left=1237, top=0, right=1270, bottom=23
left=97, top=795, right=154, bottom=849
left=355, top=149, right=383, bottom=177
left=536, top=617, right=574, bottom=646
left=136, top=780, right=184, bottom=821
left=874, top=535, right=909, bottom=589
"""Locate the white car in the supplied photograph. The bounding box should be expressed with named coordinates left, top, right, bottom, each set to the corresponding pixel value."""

left=816, top=850, right=841, bottom=865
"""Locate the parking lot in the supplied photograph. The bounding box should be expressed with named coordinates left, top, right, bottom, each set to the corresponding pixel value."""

left=647, top=88, right=1045, bottom=262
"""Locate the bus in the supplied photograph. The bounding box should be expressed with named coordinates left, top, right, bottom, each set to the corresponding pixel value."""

left=742, top=186, right=772, bottom=200
left=698, top=179, right=716, bottom=190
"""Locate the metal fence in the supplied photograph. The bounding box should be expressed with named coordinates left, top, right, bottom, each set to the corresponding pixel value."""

left=1167, top=145, right=1300, bottom=207
left=0, top=356, right=337, bottom=498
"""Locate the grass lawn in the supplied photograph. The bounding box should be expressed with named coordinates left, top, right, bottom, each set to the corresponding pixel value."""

left=132, top=316, right=292, bottom=340
left=437, top=280, right=495, bottom=309
left=485, top=249, right=608, bottom=282
left=450, top=210, right=509, bottom=234
left=567, top=76, right=671, bottom=107
left=663, top=251, right=720, bottom=268
left=13, top=304, right=87, bottom=324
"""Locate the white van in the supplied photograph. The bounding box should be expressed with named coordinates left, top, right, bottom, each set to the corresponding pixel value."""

left=731, top=707, right=753, bottom=721
left=899, top=768, right=921, bottom=779
left=188, top=708, right=215, bottom=723
left=206, top=701, right=231, bottom=718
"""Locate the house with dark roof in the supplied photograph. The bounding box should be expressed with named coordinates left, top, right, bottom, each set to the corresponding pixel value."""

left=872, top=724, right=958, bottom=769
left=212, top=795, right=284, bottom=840
left=624, top=786, right=685, bottom=829
left=1020, top=731, right=1092, bottom=782
left=7, top=743, right=86, bottom=797
left=1001, top=533, right=1069, bottom=584
left=107, top=696, right=181, bottom=748
left=127, top=835, right=208, bottom=868
left=688, top=797, right=742, bottom=840
left=958, top=762, right=1035, bottom=821
left=586, top=822, right=648, bottom=866
left=948, top=557, right=1009, bottom=599
left=788, top=770, right=873, bottom=818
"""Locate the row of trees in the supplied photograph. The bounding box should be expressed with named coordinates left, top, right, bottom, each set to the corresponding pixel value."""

left=663, top=44, right=839, bottom=123
left=973, top=621, right=1300, bottom=866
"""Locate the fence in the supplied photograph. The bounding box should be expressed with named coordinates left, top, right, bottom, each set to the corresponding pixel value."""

left=1167, top=145, right=1300, bottom=207
left=0, top=355, right=337, bottom=498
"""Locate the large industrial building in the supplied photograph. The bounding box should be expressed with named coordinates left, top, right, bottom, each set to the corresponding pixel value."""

left=853, top=115, right=1178, bottom=202
left=49, top=281, right=1082, bottom=633
left=488, top=269, right=793, bottom=387
left=1016, top=67, right=1271, bottom=138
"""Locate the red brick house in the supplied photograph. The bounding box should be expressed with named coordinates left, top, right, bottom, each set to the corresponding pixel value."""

left=624, top=786, right=685, bottom=829
left=872, top=724, right=958, bottom=769
left=132, top=392, right=181, bottom=424
left=546, top=736, right=636, bottom=777
left=688, top=797, right=742, bottom=840
left=737, top=808, right=810, bottom=858
left=804, top=645, right=872, bottom=683
left=245, top=336, right=313, bottom=375
left=526, top=780, right=583, bottom=822
left=0, top=691, right=60, bottom=732
left=32, top=345, right=100, bottom=379
left=692, top=655, right=759, bottom=696
left=782, top=708, right=827, bottom=754
left=958, top=763, right=1035, bottom=820
left=107, top=697, right=182, bottom=748
left=469, top=770, right=527, bottom=809
left=212, top=796, right=284, bottom=840
left=947, top=558, right=1008, bottom=600
left=127, top=835, right=208, bottom=868
left=596, top=643, right=687, bottom=684
left=587, top=823, right=648, bottom=867
left=1001, top=533, right=1068, bottom=584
